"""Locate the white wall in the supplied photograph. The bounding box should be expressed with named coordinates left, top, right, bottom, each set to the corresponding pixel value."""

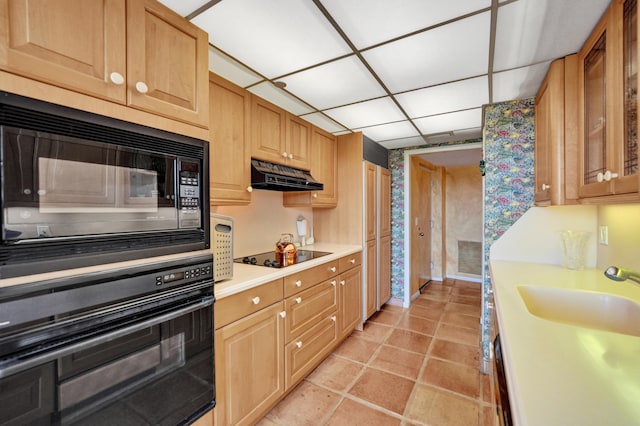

left=597, top=204, right=640, bottom=272
left=490, top=205, right=599, bottom=267
left=211, top=190, right=312, bottom=257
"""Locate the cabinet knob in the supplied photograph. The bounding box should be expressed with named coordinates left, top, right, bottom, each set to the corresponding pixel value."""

left=282, top=152, right=288, bottom=158
left=340, top=280, right=346, bottom=286
left=331, top=315, right=337, bottom=322
left=329, top=266, right=336, bottom=273
left=135, top=81, right=149, bottom=94
left=109, top=72, right=125, bottom=85
left=296, top=341, right=303, bottom=348
left=280, top=311, right=286, bottom=318
left=246, top=186, right=253, bottom=193
left=331, top=280, right=336, bottom=286
left=295, top=297, right=302, bottom=304
left=295, top=280, right=302, bottom=287
left=349, top=258, right=356, bottom=264
left=597, top=170, right=619, bottom=182
left=288, top=153, right=293, bottom=159
left=541, top=183, right=550, bottom=191
left=252, top=296, right=261, bottom=305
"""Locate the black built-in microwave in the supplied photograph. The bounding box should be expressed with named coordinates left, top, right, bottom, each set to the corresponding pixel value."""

left=0, top=91, right=209, bottom=278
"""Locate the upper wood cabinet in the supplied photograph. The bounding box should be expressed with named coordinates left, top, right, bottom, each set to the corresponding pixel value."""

left=0, top=0, right=208, bottom=128
left=251, top=95, right=310, bottom=169
left=365, top=162, right=377, bottom=242
left=379, top=167, right=392, bottom=236
left=209, top=73, right=252, bottom=206
left=577, top=0, right=639, bottom=202
left=283, top=126, right=338, bottom=208
left=534, top=55, right=579, bottom=206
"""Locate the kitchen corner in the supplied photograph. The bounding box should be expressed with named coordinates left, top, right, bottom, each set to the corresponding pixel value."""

left=489, top=204, right=640, bottom=425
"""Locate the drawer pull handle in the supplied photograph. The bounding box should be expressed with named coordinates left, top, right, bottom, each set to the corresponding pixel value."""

left=329, top=266, right=337, bottom=273
left=331, top=315, right=336, bottom=322
left=279, top=311, right=286, bottom=318
left=295, top=280, right=302, bottom=287
left=295, top=297, right=302, bottom=304
left=252, top=296, right=261, bottom=305
left=349, top=258, right=356, bottom=264
left=340, top=280, right=345, bottom=286
left=296, top=341, right=302, bottom=348
left=246, top=186, right=253, bottom=193
left=331, top=280, right=336, bottom=286
left=541, top=183, right=550, bottom=191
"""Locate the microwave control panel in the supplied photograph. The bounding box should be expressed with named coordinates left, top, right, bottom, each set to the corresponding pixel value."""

left=178, top=160, right=201, bottom=228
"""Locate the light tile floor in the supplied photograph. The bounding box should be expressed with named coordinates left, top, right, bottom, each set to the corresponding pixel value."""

left=258, top=278, right=499, bottom=426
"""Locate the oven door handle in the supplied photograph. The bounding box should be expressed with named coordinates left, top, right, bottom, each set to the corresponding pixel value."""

left=0, top=295, right=214, bottom=379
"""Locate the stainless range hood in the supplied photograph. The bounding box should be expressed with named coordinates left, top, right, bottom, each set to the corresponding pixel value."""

left=250, top=158, right=323, bottom=192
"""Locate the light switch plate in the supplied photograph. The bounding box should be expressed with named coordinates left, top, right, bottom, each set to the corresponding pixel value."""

left=599, top=225, right=608, bottom=245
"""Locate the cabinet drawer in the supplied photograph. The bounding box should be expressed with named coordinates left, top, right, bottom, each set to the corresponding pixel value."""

left=284, top=279, right=338, bottom=343
left=214, top=279, right=283, bottom=329
left=339, top=252, right=361, bottom=273
left=285, top=313, right=337, bottom=390
left=284, top=260, right=339, bottom=297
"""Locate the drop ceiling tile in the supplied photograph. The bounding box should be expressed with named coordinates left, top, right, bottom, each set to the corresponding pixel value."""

left=363, top=11, right=490, bottom=93
left=192, top=0, right=352, bottom=79
left=248, top=82, right=314, bottom=116
left=396, top=76, right=489, bottom=119
left=277, top=56, right=385, bottom=110
left=492, top=62, right=551, bottom=103
left=208, top=47, right=263, bottom=88
left=356, top=121, right=419, bottom=142
left=379, top=136, right=427, bottom=150
left=322, top=0, right=491, bottom=49
left=323, top=97, right=406, bottom=129
left=298, top=112, right=347, bottom=134
left=414, top=108, right=482, bottom=135
left=158, top=0, right=209, bottom=17
left=493, top=0, right=609, bottom=71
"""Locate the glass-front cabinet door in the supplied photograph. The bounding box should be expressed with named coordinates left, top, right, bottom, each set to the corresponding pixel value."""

left=579, top=0, right=639, bottom=200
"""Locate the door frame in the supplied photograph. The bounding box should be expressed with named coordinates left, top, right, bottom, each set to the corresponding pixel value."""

left=402, top=142, right=483, bottom=307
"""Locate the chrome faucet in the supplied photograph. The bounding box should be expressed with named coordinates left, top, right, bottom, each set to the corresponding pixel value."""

left=604, top=266, right=640, bottom=284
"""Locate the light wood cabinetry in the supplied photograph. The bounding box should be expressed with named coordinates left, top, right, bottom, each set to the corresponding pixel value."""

left=282, top=126, right=338, bottom=208
left=378, top=167, right=392, bottom=308
left=365, top=238, right=377, bottom=318
left=0, top=0, right=209, bottom=129
left=192, top=409, right=215, bottom=426
left=251, top=96, right=310, bottom=169
left=534, top=56, right=579, bottom=206
left=378, top=234, right=392, bottom=307
left=365, top=162, right=377, bottom=241
left=214, top=254, right=360, bottom=425
left=214, top=279, right=284, bottom=426
left=577, top=0, right=639, bottom=202
left=209, top=73, right=252, bottom=205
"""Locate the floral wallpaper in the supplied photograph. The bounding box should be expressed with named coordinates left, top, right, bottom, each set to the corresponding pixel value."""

left=481, top=98, right=535, bottom=369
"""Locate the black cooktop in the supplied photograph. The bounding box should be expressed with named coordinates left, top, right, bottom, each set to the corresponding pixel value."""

left=234, top=250, right=332, bottom=268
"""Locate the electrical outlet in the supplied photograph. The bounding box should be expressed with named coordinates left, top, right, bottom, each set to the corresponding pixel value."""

left=599, top=225, right=608, bottom=245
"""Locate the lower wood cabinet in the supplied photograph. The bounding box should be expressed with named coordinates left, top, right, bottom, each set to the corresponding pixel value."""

left=214, top=253, right=361, bottom=425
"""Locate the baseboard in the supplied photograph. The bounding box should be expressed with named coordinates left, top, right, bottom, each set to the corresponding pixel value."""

left=446, top=274, right=482, bottom=283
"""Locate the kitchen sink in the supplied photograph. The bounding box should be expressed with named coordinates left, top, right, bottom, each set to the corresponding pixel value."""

left=517, top=286, right=640, bottom=337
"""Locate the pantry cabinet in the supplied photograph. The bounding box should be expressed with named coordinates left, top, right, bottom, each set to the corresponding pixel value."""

left=534, top=55, right=579, bottom=206
left=0, top=0, right=209, bottom=130
left=251, top=96, right=310, bottom=169
left=283, top=126, right=338, bottom=208
left=209, top=73, right=252, bottom=206
left=577, top=0, right=639, bottom=202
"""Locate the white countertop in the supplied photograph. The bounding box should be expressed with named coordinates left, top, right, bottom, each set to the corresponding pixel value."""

left=214, top=243, right=362, bottom=299
left=490, top=260, right=640, bottom=426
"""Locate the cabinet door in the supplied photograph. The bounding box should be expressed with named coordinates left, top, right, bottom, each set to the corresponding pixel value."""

left=285, top=113, right=311, bottom=170
left=378, top=234, right=392, bottom=308
left=365, top=239, right=377, bottom=319
left=251, top=96, right=287, bottom=164
left=127, top=0, right=209, bottom=128
left=379, top=167, right=391, bottom=236
left=0, top=0, right=126, bottom=103
left=215, top=302, right=284, bottom=426
left=365, top=162, right=377, bottom=241
left=338, top=267, right=362, bottom=339
left=209, top=73, right=252, bottom=205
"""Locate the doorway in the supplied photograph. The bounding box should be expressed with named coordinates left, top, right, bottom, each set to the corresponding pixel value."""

left=403, top=142, right=483, bottom=307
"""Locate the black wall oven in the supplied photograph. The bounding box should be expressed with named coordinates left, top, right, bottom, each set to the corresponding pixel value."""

left=0, top=91, right=209, bottom=278
left=0, top=253, right=215, bottom=425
